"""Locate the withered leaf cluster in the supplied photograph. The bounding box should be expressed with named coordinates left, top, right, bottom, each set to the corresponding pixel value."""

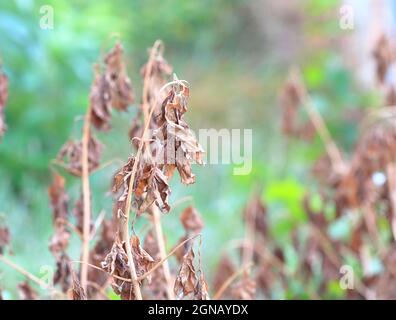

left=174, top=206, right=204, bottom=262
left=70, top=272, right=87, bottom=300
left=174, top=246, right=209, bottom=300
left=57, top=135, right=103, bottom=177
left=91, top=42, right=134, bottom=131
left=48, top=173, right=70, bottom=255
left=112, top=157, right=171, bottom=216
left=0, top=225, right=10, bottom=254
left=279, top=71, right=315, bottom=141
left=17, top=282, right=38, bottom=300
left=101, top=235, right=154, bottom=300
left=180, top=206, right=204, bottom=234
left=56, top=42, right=134, bottom=178
left=101, top=240, right=133, bottom=299
left=314, top=112, right=396, bottom=214
left=156, top=84, right=204, bottom=185
left=0, top=67, right=8, bottom=139
left=373, top=34, right=394, bottom=85
left=48, top=173, right=73, bottom=292
left=139, top=45, right=173, bottom=130
left=53, top=253, right=72, bottom=293
left=243, top=195, right=267, bottom=238
left=114, top=82, right=204, bottom=218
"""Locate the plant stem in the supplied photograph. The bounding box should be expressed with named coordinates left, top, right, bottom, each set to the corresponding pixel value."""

left=80, top=104, right=92, bottom=293
left=0, top=255, right=48, bottom=288
left=386, top=163, right=396, bottom=241
left=213, top=263, right=253, bottom=300
left=121, top=221, right=142, bottom=300
left=121, top=78, right=186, bottom=300
left=151, top=205, right=175, bottom=299
left=293, top=68, right=347, bottom=174
left=141, top=40, right=174, bottom=299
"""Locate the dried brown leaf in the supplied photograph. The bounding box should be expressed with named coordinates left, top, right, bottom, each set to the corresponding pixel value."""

left=57, top=135, right=102, bottom=177
left=53, top=253, right=72, bottom=292
left=180, top=206, right=204, bottom=234
left=71, top=272, right=87, bottom=300
left=174, top=246, right=197, bottom=299
left=17, top=282, right=38, bottom=300
left=0, top=225, right=10, bottom=255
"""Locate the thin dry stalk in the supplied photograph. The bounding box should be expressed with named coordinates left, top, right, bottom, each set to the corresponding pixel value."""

left=290, top=68, right=346, bottom=174
left=120, top=77, right=187, bottom=300
left=242, top=201, right=256, bottom=267
left=80, top=104, right=92, bottom=292
left=213, top=263, right=253, bottom=300
left=386, top=163, right=396, bottom=241
left=141, top=40, right=175, bottom=299
left=0, top=255, right=48, bottom=289
left=151, top=205, right=174, bottom=299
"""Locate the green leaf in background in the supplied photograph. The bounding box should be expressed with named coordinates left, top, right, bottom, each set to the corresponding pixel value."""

left=264, top=179, right=307, bottom=223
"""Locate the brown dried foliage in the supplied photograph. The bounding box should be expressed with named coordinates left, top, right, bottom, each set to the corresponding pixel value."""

left=373, top=34, right=394, bottom=84
left=48, top=173, right=71, bottom=255
left=0, top=225, right=10, bottom=254
left=90, top=42, right=134, bottom=131
left=279, top=71, right=315, bottom=141
left=70, top=273, right=87, bottom=300
left=17, top=282, right=38, bottom=300
left=57, top=134, right=103, bottom=177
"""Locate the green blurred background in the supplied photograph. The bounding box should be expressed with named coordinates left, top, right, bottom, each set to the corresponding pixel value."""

left=0, top=0, right=389, bottom=299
